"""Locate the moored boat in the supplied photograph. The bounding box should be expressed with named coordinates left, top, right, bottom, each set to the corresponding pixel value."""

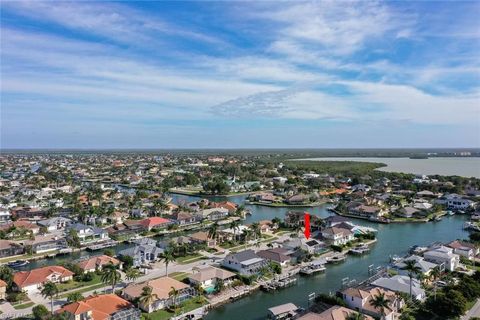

left=326, top=254, right=346, bottom=264
left=7, top=260, right=29, bottom=268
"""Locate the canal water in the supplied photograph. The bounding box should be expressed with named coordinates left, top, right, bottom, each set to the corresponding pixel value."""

left=17, top=193, right=471, bottom=320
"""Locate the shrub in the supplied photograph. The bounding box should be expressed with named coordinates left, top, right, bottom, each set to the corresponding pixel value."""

left=314, top=293, right=346, bottom=307
left=32, top=305, right=50, bottom=320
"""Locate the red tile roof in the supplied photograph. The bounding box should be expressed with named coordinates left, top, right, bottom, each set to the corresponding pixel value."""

left=140, top=217, right=171, bottom=228
left=13, top=266, right=74, bottom=288
left=58, top=294, right=133, bottom=320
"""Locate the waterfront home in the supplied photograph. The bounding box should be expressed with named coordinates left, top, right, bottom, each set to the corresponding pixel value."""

left=0, top=239, right=24, bottom=257
left=122, top=277, right=192, bottom=313
left=341, top=286, right=401, bottom=320
left=321, top=227, right=354, bottom=246
left=13, top=220, right=40, bottom=234
left=188, top=266, right=236, bottom=292
left=119, top=243, right=164, bottom=267
left=282, top=238, right=326, bottom=255
left=250, top=192, right=277, bottom=203
left=285, top=194, right=311, bottom=205
left=68, top=223, right=109, bottom=245
left=0, top=279, right=6, bottom=300
left=392, top=255, right=438, bottom=276
left=170, top=211, right=198, bottom=225
left=267, top=302, right=300, bottom=319
left=77, top=255, right=121, bottom=273
left=396, top=206, right=420, bottom=218
left=297, top=306, right=374, bottom=320
left=13, top=265, right=74, bottom=294
left=221, top=249, right=267, bottom=275
left=372, top=275, right=426, bottom=301
left=197, top=207, right=229, bottom=221
left=437, top=194, right=475, bottom=211
left=284, top=211, right=321, bottom=229
left=139, top=217, right=172, bottom=231
left=258, top=220, right=277, bottom=233
left=447, top=240, right=478, bottom=260
left=189, top=231, right=216, bottom=248
left=218, top=224, right=250, bottom=242
left=38, top=217, right=72, bottom=231
left=57, top=294, right=140, bottom=320
left=211, top=201, right=237, bottom=214
left=423, top=246, right=460, bottom=271
left=21, top=234, right=69, bottom=254
left=257, top=248, right=291, bottom=266
left=348, top=204, right=386, bottom=218
left=323, top=216, right=351, bottom=228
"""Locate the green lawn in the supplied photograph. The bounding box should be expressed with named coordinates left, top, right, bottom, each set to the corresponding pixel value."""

left=144, top=298, right=207, bottom=320
left=176, top=254, right=204, bottom=264
left=169, top=272, right=190, bottom=281
left=13, top=302, right=35, bottom=310
left=58, top=282, right=106, bottom=298
left=57, top=274, right=102, bottom=292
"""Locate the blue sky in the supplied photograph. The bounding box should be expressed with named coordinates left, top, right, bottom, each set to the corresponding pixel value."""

left=1, top=0, right=479, bottom=149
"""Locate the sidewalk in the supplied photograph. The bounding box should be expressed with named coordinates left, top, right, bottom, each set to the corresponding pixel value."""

left=462, top=298, right=480, bottom=320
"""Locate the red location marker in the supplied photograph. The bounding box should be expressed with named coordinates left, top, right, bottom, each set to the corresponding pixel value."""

left=304, top=212, right=311, bottom=239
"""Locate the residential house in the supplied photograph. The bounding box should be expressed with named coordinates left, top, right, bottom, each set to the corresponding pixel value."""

left=13, top=220, right=40, bottom=235
left=321, top=227, right=354, bottom=246
left=108, top=211, right=129, bottom=225
left=57, top=294, right=140, bottom=320
left=342, top=286, right=402, bottom=320
left=392, top=255, right=439, bottom=276
left=139, top=217, right=172, bottom=231
left=257, top=249, right=291, bottom=266
left=22, top=234, right=69, bottom=254
left=423, top=246, right=460, bottom=271
left=297, top=306, right=374, bottom=320
left=38, top=217, right=72, bottom=232
left=284, top=211, right=321, bottom=229
left=77, top=255, right=121, bottom=273
left=13, top=265, right=74, bottom=294
left=0, top=239, right=24, bottom=258
left=189, top=231, right=216, bottom=248
left=118, top=243, right=164, bottom=268
left=447, top=240, right=479, bottom=260
left=221, top=250, right=267, bottom=275
left=188, top=266, right=236, bottom=292
left=68, top=223, right=109, bottom=245
left=0, top=209, right=11, bottom=224
left=372, top=275, right=426, bottom=301
left=122, top=277, right=193, bottom=313
left=285, top=194, right=310, bottom=205
left=197, top=208, right=229, bottom=221
left=171, top=211, right=198, bottom=226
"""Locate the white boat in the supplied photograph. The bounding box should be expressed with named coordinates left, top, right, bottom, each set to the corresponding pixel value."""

left=326, top=254, right=346, bottom=264
left=349, top=245, right=370, bottom=255
left=447, top=211, right=455, bottom=216
left=464, top=222, right=480, bottom=231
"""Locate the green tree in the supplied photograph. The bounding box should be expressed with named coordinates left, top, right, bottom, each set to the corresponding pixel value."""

left=0, top=265, right=14, bottom=288
left=425, top=289, right=467, bottom=319
left=208, top=222, right=218, bottom=241
left=67, top=292, right=84, bottom=303
left=214, top=279, right=225, bottom=293
left=346, top=312, right=366, bottom=320
left=370, top=292, right=390, bottom=320
left=41, top=281, right=59, bottom=313
left=168, top=286, right=179, bottom=313
left=401, top=259, right=421, bottom=298
left=139, top=286, right=158, bottom=310
left=101, top=263, right=121, bottom=293
left=159, top=250, right=176, bottom=277
left=32, top=305, right=50, bottom=320
left=126, top=269, right=141, bottom=283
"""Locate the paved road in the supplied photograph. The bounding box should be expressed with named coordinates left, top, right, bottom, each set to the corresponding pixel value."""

left=463, top=298, right=480, bottom=320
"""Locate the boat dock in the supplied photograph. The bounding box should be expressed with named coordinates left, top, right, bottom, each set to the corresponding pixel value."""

left=261, top=275, right=297, bottom=292
left=86, top=240, right=119, bottom=251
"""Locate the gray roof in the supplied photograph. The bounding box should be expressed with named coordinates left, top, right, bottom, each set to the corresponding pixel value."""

left=372, top=275, right=425, bottom=297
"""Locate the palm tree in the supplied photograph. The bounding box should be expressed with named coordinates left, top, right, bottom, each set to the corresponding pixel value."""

left=401, top=259, right=421, bottom=298
left=126, top=269, right=141, bottom=283
left=139, top=286, right=158, bottom=311
left=346, top=312, right=366, bottom=320
left=66, top=292, right=84, bottom=303
left=160, top=250, right=176, bottom=277
left=429, top=266, right=441, bottom=300
left=101, top=263, right=121, bottom=293
left=208, top=222, right=218, bottom=241
left=229, top=220, right=240, bottom=243
left=371, top=292, right=390, bottom=320
left=214, top=279, right=225, bottom=293
left=251, top=222, right=261, bottom=245
left=169, top=286, right=179, bottom=314
left=41, top=281, right=58, bottom=313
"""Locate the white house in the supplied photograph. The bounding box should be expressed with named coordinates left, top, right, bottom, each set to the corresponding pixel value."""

left=321, top=227, right=355, bottom=246
left=188, top=266, right=236, bottom=291
left=13, top=266, right=74, bottom=294
left=372, top=275, right=426, bottom=301
left=342, top=286, right=401, bottom=320
left=221, top=250, right=266, bottom=275
left=423, top=246, right=460, bottom=271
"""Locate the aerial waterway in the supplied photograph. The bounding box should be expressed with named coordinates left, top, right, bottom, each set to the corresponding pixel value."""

left=13, top=193, right=471, bottom=320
